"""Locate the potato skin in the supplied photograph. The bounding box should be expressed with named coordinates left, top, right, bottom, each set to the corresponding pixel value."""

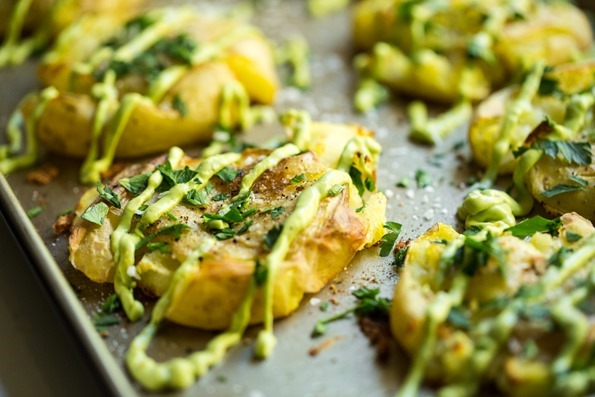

left=31, top=8, right=278, bottom=159
left=69, top=149, right=383, bottom=329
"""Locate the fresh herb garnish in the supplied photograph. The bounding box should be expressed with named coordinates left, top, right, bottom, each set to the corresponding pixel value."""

left=82, top=202, right=109, bottom=225
left=119, top=173, right=150, bottom=195
left=505, top=216, right=561, bottom=238
left=311, top=287, right=390, bottom=337
left=394, top=246, right=408, bottom=269
left=395, top=177, right=410, bottom=188
left=533, top=139, right=592, bottom=165
left=26, top=206, right=44, bottom=218
left=447, top=307, right=471, bottom=329
left=538, top=76, right=563, bottom=97
left=172, top=94, right=187, bottom=117
left=263, top=225, right=283, bottom=250
left=290, top=173, right=306, bottom=183
left=185, top=188, right=210, bottom=207
left=166, top=212, right=177, bottom=221
left=216, top=166, right=240, bottom=183
left=415, top=169, right=432, bottom=188
left=212, top=193, right=231, bottom=201
left=135, top=233, right=156, bottom=250
left=146, top=242, right=171, bottom=254
left=263, top=206, right=285, bottom=219
left=541, top=183, right=585, bottom=198
left=548, top=246, right=573, bottom=267
left=319, top=301, right=330, bottom=312
left=566, top=231, right=582, bottom=242
left=461, top=234, right=506, bottom=276
left=93, top=313, right=120, bottom=330
left=214, top=228, right=236, bottom=240
left=253, top=260, right=268, bottom=286
left=101, top=293, right=121, bottom=313
left=97, top=182, right=121, bottom=208
left=156, top=162, right=199, bottom=191
left=379, top=222, right=402, bottom=257
left=158, top=224, right=190, bottom=239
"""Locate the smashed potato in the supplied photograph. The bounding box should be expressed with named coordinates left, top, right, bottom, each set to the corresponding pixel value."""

left=0, top=0, right=142, bottom=66
left=68, top=119, right=386, bottom=390
left=1, top=6, right=278, bottom=183
left=392, top=213, right=595, bottom=397
left=468, top=61, right=594, bottom=221
left=353, top=0, right=591, bottom=104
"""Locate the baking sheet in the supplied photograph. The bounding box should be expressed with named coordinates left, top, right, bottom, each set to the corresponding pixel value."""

left=0, top=1, right=478, bottom=396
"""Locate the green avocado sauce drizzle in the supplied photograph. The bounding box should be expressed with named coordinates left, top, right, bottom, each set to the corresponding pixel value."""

left=0, top=86, right=58, bottom=174
left=102, top=137, right=366, bottom=389
left=0, top=0, right=59, bottom=66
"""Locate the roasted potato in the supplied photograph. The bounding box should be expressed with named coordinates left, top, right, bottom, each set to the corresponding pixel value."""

left=469, top=61, right=595, bottom=221
left=4, top=6, right=278, bottom=182
left=69, top=121, right=386, bottom=330
left=391, top=213, right=595, bottom=396
left=0, top=0, right=143, bottom=66
left=353, top=0, right=592, bottom=104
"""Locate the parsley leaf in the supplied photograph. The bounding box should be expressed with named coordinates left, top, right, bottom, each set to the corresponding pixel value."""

left=26, top=206, right=44, bottom=218
left=158, top=224, right=190, bottom=239
left=548, top=246, right=573, bottom=267
left=216, top=167, right=240, bottom=183
left=290, top=173, right=306, bottom=183
left=415, top=169, right=432, bottom=188
left=212, top=193, right=231, bottom=201
left=97, top=182, right=121, bottom=208
left=82, top=202, right=109, bottom=225
left=119, top=173, right=150, bottom=195
left=461, top=234, right=506, bottom=276
left=184, top=187, right=210, bottom=207
left=566, top=231, right=582, bottom=243
left=101, top=294, right=121, bottom=313
left=394, top=246, right=408, bottom=269
left=135, top=233, right=156, bottom=250
left=505, top=216, right=561, bottom=238
left=538, top=76, right=564, bottom=97
left=395, top=177, right=410, bottom=188
left=253, top=260, right=268, bottom=286
left=541, top=183, right=585, bottom=198
left=263, top=225, right=283, bottom=250
left=156, top=162, right=199, bottom=191
left=447, top=306, right=471, bottom=329
left=172, top=94, right=187, bottom=117
left=533, top=139, right=592, bottom=165
left=352, top=287, right=391, bottom=316
left=379, top=222, right=402, bottom=257
left=215, top=228, right=236, bottom=240
left=146, top=242, right=171, bottom=254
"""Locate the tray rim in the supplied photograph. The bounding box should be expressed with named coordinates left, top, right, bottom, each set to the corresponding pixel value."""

left=0, top=174, right=138, bottom=397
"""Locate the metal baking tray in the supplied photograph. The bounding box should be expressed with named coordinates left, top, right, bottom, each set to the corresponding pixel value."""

left=0, top=1, right=488, bottom=396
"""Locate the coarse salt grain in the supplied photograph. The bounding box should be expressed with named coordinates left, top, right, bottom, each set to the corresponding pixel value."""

left=423, top=209, right=434, bottom=221
left=309, top=298, right=321, bottom=306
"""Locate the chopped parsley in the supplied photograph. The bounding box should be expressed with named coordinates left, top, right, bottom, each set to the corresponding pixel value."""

left=460, top=234, right=506, bottom=276
left=119, top=173, right=150, bottom=195
left=158, top=224, right=190, bottom=239
left=166, top=212, right=177, bottom=221
left=311, top=287, right=391, bottom=337
left=97, top=182, right=121, bottom=208
left=394, top=246, right=408, bottom=269
left=505, top=216, right=561, bottom=238
left=263, top=225, right=284, bottom=250
left=533, top=139, right=592, bottom=166
left=184, top=184, right=212, bottom=207
left=447, top=307, right=471, bottom=329
left=379, top=222, right=402, bottom=257
left=253, top=260, right=268, bottom=286
left=146, top=242, right=171, bottom=254
left=395, top=177, right=410, bottom=188
left=214, top=228, right=237, bottom=240
left=26, top=206, right=44, bottom=218
left=541, top=175, right=587, bottom=198
left=156, top=162, right=199, bottom=191
left=212, top=193, right=231, bottom=201
left=548, top=246, right=573, bottom=267
left=216, top=167, right=240, bottom=183
left=290, top=173, right=306, bottom=183
left=415, top=169, right=432, bottom=188
left=319, top=301, right=330, bottom=312
left=172, top=94, right=187, bottom=117
left=349, top=166, right=375, bottom=197
left=82, top=202, right=109, bottom=225
left=101, top=293, right=121, bottom=313
left=262, top=206, right=285, bottom=219
left=94, top=293, right=122, bottom=331
left=566, top=231, right=582, bottom=243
